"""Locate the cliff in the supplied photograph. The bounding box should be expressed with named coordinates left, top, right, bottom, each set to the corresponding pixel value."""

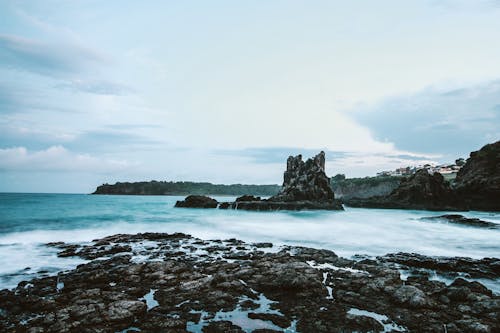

left=345, top=169, right=467, bottom=211
left=331, top=176, right=401, bottom=199
left=454, top=140, right=500, bottom=211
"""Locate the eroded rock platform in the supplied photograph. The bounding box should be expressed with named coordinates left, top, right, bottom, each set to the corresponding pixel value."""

left=0, top=233, right=499, bottom=333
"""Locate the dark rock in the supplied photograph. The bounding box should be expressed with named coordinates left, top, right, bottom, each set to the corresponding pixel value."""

left=253, top=242, right=273, bottom=248
left=231, top=152, right=343, bottom=211
left=1, top=233, right=499, bottom=333
left=175, top=195, right=218, bottom=208
left=218, top=202, right=231, bottom=209
left=345, top=169, right=467, bottom=211
left=233, top=200, right=343, bottom=211
left=203, top=320, right=244, bottom=333
left=235, top=195, right=261, bottom=202
left=247, top=313, right=290, bottom=328
left=454, top=140, right=500, bottom=211
left=270, top=151, right=334, bottom=202
left=421, top=214, right=498, bottom=229
left=392, top=285, right=428, bottom=308
left=379, top=252, right=500, bottom=279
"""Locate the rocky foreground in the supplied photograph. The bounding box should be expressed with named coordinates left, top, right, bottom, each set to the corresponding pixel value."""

left=1, top=233, right=499, bottom=333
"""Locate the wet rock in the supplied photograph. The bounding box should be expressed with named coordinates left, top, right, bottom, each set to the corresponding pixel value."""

left=235, top=195, right=262, bottom=202
left=1, top=233, right=499, bottom=333
left=379, top=252, right=500, bottom=279
left=421, top=214, right=498, bottom=229
left=202, top=320, right=244, bottom=332
left=392, top=285, right=428, bottom=308
left=253, top=242, right=273, bottom=248
left=107, top=300, right=147, bottom=322
left=247, top=312, right=290, bottom=328
left=218, top=202, right=231, bottom=209
left=175, top=195, right=218, bottom=208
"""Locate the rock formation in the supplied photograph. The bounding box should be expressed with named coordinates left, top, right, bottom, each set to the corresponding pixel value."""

left=175, top=151, right=343, bottom=211
left=345, top=169, right=467, bottom=211
left=174, top=195, right=218, bottom=208
left=270, top=151, right=334, bottom=202
left=421, top=214, right=499, bottom=229
left=454, top=140, right=500, bottom=211
left=1, top=233, right=498, bottom=332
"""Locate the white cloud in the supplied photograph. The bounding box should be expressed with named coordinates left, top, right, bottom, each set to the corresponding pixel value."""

left=0, top=146, right=134, bottom=173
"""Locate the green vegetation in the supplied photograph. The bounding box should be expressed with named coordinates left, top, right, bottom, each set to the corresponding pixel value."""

left=92, top=181, right=281, bottom=196
left=331, top=175, right=401, bottom=186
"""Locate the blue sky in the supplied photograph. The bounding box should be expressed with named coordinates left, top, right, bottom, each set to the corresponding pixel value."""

left=1, top=0, right=499, bottom=193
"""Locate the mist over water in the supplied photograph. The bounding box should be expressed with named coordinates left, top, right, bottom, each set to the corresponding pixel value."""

left=0, top=193, right=499, bottom=290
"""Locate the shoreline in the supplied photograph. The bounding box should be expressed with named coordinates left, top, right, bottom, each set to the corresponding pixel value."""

left=1, top=232, right=499, bottom=332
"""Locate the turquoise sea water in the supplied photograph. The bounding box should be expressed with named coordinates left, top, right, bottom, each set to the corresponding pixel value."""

left=0, top=193, right=499, bottom=291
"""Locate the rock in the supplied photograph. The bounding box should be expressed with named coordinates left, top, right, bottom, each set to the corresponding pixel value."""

left=235, top=195, right=261, bottom=202
left=421, top=214, right=498, bottom=229
left=202, top=320, right=244, bottom=333
left=270, top=151, right=334, bottom=202
left=345, top=169, right=467, bottom=211
left=218, top=202, right=231, bottom=209
left=392, top=285, right=428, bottom=308
left=233, top=200, right=343, bottom=211
left=454, top=140, right=500, bottom=211
left=175, top=195, right=218, bottom=208
left=247, top=313, right=290, bottom=328
left=1, top=233, right=499, bottom=333
left=253, top=242, right=273, bottom=248
left=107, top=300, right=147, bottom=322
left=379, top=252, right=500, bottom=279
left=230, top=152, right=343, bottom=211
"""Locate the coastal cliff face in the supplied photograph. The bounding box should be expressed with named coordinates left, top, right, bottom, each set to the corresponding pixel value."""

left=454, top=140, right=500, bottom=211
left=332, top=176, right=401, bottom=199
left=345, top=169, right=467, bottom=211
left=270, top=151, right=334, bottom=202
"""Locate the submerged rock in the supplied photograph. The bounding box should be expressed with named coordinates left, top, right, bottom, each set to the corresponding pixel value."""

left=421, top=214, right=498, bottom=229
left=345, top=169, right=467, bottom=211
left=2, top=233, right=499, bottom=332
left=454, top=140, right=500, bottom=211
left=175, top=195, right=218, bottom=208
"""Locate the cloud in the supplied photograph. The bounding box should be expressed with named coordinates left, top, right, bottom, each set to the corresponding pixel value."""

left=352, top=80, right=500, bottom=159
left=215, top=147, right=350, bottom=164
left=54, top=80, right=134, bottom=96
left=0, top=34, right=106, bottom=77
left=0, top=146, right=134, bottom=173
left=212, top=147, right=441, bottom=178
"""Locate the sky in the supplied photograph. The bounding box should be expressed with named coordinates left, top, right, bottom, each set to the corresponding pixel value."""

left=1, top=0, right=500, bottom=193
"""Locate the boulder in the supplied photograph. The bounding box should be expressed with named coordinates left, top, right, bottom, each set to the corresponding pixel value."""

left=175, top=195, right=218, bottom=208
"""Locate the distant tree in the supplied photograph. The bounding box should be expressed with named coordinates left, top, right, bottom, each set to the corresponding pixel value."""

left=331, top=174, right=346, bottom=183
left=455, top=158, right=465, bottom=166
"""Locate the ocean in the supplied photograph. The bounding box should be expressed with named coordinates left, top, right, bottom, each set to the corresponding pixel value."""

left=0, top=193, right=499, bottom=292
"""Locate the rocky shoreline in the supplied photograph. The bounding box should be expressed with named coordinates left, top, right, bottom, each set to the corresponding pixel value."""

left=1, top=232, right=499, bottom=333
